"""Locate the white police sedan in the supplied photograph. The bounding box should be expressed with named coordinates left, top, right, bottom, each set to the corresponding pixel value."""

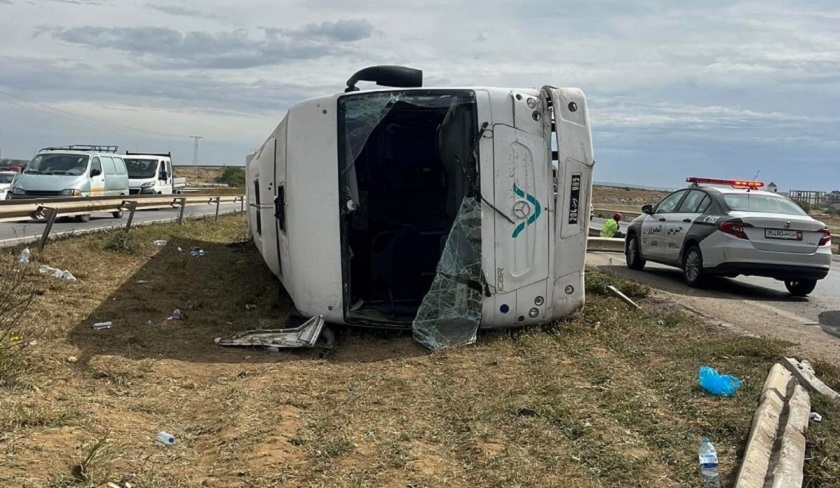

left=623, top=177, right=832, bottom=296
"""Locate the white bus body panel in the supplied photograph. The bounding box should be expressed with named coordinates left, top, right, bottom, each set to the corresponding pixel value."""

left=246, top=87, right=594, bottom=329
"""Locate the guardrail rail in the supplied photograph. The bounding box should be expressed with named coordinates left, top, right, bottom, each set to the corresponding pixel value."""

left=0, top=193, right=245, bottom=251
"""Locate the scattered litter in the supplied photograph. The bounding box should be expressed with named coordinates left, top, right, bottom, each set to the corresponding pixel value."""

left=698, top=366, right=742, bottom=397
left=66, top=356, right=78, bottom=364
left=18, top=248, right=30, bottom=266
left=348, top=385, right=356, bottom=392
left=91, top=321, right=113, bottom=330
left=810, top=412, right=823, bottom=422
left=145, top=320, right=153, bottom=326
left=167, top=309, right=185, bottom=321
left=245, top=304, right=257, bottom=310
left=189, top=247, right=205, bottom=258
left=698, top=437, right=721, bottom=487
left=29, top=340, right=37, bottom=347
left=153, top=240, right=167, bottom=247
left=38, top=264, right=77, bottom=281
left=607, top=285, right=641, bottom=310
left=177, top=247, right=183, bottom=252
left=156, top=431, right=175, bottom=445
left=136, top=280, right=148, bottom=284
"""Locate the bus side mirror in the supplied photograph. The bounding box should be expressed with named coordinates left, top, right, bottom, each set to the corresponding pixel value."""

left=642, top=204, right=654, bottom=215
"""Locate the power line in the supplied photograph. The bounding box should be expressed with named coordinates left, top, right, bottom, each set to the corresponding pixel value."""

left=0, top=86, right=190, bottom=139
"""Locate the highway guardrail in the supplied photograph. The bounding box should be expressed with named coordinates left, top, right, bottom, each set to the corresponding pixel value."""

left=0, top=193, right=244, bottom=251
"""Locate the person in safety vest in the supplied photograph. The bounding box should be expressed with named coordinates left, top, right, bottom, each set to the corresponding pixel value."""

left=599, top=212, right=624, bottom=238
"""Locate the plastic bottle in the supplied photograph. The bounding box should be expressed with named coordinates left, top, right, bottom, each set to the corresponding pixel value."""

left=91, top=321, right=113, bottom=330
left=19, top=248, right=30, bottom=266
left=153, top=240, right=167, bottom=247
left=698, top=438, right=721, bottom=488
left=156, top=431, right=175, bottom=445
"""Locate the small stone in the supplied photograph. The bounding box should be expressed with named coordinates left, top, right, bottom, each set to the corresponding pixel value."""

left=67, top=356, right=78, bottom=364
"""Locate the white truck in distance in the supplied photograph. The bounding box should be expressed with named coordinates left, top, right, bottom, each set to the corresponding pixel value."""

left=243, top=65, right=596, bottom=350
left=124, top=151, right=185, bottom=195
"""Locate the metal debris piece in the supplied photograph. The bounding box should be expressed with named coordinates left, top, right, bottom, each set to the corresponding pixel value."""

left=214, top=315, right=330, bottom=352
left=607, top=285, right=641, bottom=310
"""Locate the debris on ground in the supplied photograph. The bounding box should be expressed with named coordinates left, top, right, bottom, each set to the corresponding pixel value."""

left=189, top=247, right=205, bottom=257
left=167, top=309, right=185, bottom=321
left=607, top=285, right=641, bottom=310
left=18, top=247, right=30, bottom=266
left=810, top=412, right=823, bottom=422
left=156, top=431, right=175, bottom=445
left=66, top=356, right=78, bottom=364
left=153, top=240, right=167, bottom=247
left=91, top=321, right=113, bottom=330
left=135, top=280, right=148, bottom=284
left=782, top=357, right=840, bottom=406
left=245, top=304, right=257, bottom=310
left=38, top=264, right=77, bottom=281
left=698, top=365, right=742, bottom=397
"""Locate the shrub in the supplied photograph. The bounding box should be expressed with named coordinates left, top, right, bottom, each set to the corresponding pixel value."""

left=217, top=166, right=246, bottom=187
left=0, top=262, right=41, bottom=384
left=585, top=268, right=650, bottom=299
left=104, top=232, right=142, bottom=255
left=793, top=200, right=812, bottom=213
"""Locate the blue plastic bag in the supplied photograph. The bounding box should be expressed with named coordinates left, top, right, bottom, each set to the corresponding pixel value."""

left=698, top=366, right=742, bottom=397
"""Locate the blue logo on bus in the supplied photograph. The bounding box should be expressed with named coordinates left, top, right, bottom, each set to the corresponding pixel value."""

left=512, top=184, right=541, bottom=238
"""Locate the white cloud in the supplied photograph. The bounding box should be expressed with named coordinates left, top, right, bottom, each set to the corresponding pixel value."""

left=0, top=0, right=837, bottom=189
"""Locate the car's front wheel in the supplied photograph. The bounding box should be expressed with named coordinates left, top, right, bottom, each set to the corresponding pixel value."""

left=784, top=279, right=817, bottom=297
left=626, top=233, right=646, bottom=270
left=683, top=245, right=705, bottom=288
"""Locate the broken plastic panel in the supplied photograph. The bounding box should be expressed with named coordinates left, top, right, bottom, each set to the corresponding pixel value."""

left=215, top=315, right=326, bottom=349
left=412, top=196, right=483, bottom=350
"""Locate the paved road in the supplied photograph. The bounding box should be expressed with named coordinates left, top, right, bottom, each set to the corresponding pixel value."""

left=587, top=218, right=840, bottom=343
left=0, top=203, right=241, bottom=246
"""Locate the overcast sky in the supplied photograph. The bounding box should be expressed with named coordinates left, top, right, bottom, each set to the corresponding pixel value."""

left=0, top=0, right=838, bottom=191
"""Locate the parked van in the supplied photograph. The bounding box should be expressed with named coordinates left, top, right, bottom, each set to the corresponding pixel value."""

left=245, top=66, right=595, bottom=350
left=9, top=145, right=130, bottom=221
left=124, top=151, right=178, bottom=195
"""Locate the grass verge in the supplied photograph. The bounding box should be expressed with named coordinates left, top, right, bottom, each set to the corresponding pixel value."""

left=0, top=215, right=836, bottom=487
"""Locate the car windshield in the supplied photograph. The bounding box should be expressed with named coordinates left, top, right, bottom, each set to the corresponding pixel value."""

left=723, top=194, right=808, bottom=216
left=125, top=158, right=158, bottom=178
left=0, top=174, right=15, bottom=184
left=24, top=154, right=89, bottom=176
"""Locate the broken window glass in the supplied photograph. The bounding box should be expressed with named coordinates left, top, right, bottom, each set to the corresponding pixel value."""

left=412, top=196, right=483, bottom=350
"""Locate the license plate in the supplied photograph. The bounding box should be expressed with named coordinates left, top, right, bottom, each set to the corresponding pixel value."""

left=765, top=229, right=802, bottom=240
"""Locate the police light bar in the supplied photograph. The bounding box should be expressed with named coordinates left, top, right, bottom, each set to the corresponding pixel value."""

left=686, top=177, right=764, bottom=189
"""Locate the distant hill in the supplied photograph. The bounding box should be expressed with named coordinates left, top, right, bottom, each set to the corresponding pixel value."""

left=594, top=181, right=677, bottom=192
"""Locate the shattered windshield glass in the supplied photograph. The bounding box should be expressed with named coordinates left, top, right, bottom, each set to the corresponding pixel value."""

left=338, top=90, right=476, bottom=209
left=412, top=196, right=483, bottom=351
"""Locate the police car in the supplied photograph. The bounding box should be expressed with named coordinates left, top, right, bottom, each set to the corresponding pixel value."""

left=624, top=177, right=832, bottom=296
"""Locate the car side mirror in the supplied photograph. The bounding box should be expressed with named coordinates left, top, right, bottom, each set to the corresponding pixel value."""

left=90, top=168, right=102, bottom=177
left=642, top=204, right=654, bottom=215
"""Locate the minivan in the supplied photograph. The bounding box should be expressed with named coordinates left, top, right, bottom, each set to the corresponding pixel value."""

left=9, top=145, right=130, bottom=221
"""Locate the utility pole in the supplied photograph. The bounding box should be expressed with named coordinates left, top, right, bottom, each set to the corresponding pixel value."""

left=189, top=135, right=203, bottom=166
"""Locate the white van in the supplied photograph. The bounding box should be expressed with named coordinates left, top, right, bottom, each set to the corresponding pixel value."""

left=10, top=145, right=130, bottom=221
left=246, top=66, right=595, bottom=349
left=124, top=151, right=176, bottom=195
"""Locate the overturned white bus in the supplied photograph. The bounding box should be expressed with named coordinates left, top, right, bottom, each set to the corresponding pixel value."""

left=243, top=66, right=595, bottom=350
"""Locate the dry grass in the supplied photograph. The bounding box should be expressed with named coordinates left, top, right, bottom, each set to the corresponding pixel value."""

left=0, top=216, right=838, bottom=487
left=592, top=185, right=670, bottom=211
left=175, top=167, right=227, bottom=186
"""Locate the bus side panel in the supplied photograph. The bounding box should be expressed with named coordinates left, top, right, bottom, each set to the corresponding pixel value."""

left=285, top=98, right=344, bottom=321
left=544, top=87, right=595, bottom=320
left=255, top=138, right=281, bottom=279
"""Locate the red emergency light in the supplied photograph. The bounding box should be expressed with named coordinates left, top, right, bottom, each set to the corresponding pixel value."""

left=686, top=177, right=764, bottom=190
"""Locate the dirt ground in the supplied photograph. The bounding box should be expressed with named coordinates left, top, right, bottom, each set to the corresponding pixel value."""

left=0, top=216, right=838, bottom=487
left=175, top=167, right=226, bottom=186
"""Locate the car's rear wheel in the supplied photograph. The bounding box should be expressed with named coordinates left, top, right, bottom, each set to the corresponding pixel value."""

left=112, top=210, right=123, bottom=219
left=683, top=245, right=705, bottom=288
left=784, top=279, right=817, bottom=297
left=626, top=233, right=646, bottom=270
left=75, top=214, right=90, bottom=223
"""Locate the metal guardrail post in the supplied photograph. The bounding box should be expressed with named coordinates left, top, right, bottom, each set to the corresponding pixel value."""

left=239, top=196, right=244, bottom=215
left=122, top=201, right=138, bottom=232
left=37, top=207, right=58, bottom=252
left=214, top=196, right=221, bottom=221
left=177, top=197, right=187, bottom=225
